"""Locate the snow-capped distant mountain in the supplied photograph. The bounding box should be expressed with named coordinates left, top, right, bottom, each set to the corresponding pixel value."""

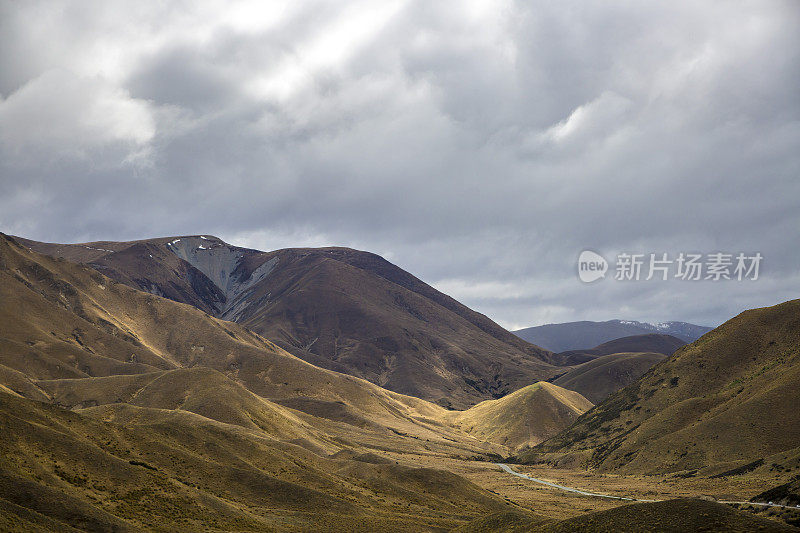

left=513, top=319, right=713, bottom=353
left=616, top=320, right=714, bottom=340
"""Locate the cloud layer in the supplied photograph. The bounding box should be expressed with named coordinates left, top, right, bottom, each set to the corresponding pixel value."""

left=1, top=0, right=798, bottom=328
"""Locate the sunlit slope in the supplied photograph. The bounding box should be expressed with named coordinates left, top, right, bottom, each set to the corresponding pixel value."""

left=524, top=299, right=800, bottom=475
left=19, top=235, right=557, bottom=408
left=36, top=366, right=502, bottom=459
left=37, top=367, right=322, bottom=444
left=0, top=391, right=512, bottom=532
left=0, top=234, right=484, bottom=446
left=447, top=382, right=592, bottom=450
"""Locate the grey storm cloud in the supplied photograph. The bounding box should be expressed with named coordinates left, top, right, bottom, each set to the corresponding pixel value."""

left=1, top=0, right=798, bottom=329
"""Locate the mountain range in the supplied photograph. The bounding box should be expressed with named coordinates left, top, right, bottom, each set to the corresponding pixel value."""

left=0, top=232, right=539, bottom=530
left=0, top=232, right=606, bottom=530
left=3, top=231, right=798, bottom=530
left=18, top=235, right=555, bottom=409
left=513, top=319, right=712, bottom=353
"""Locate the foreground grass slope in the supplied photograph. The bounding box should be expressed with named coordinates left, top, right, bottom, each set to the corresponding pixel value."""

left=454, top=499, right=798, bottom=532
left=0, top=391, right=514, bottom=532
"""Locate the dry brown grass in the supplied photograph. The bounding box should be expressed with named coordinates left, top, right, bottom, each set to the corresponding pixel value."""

left=447, top=382, right=592, bottom=450
left=523, top=299, right=800, bottom=476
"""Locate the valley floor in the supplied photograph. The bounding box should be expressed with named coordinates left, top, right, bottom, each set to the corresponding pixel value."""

left=377, top=453, right=800, bottom=527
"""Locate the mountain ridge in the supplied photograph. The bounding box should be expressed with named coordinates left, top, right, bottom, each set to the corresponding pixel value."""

left=514, top=319, right=712, bottom=352
left=17, top=234, right=557, bottom=408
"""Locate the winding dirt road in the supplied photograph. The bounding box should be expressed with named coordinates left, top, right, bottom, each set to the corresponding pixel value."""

left=495, top=463, right=800, bottom=510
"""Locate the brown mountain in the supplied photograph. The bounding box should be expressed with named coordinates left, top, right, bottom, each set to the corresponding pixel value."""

left=18, top=234, right=556, bottom=408
left=522, top=299, right=800, bottom=477
left=552, top=333, right=685, bottom=366
left=551, top=352, right=668, bottom=404
left=0, top=233, right=492, bottom=446
left=0, top=232, right=526, bottom=530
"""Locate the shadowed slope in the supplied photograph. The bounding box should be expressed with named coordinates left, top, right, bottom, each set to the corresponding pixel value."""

left=553, top=334, right=685, bottom=366
left=454, top=499, right=798, bottom=532
left=236, top=248, right=556, bottom=408
left=552, top=352, right=668, bottom=403
left=540, top=499, right=798, bottom=532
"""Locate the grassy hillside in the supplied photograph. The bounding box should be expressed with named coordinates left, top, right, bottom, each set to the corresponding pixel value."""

left=454, top=499, right=798, bottom=532
left=522, top=299, right=800, bottom=477
left=447, top=382, right=592, bottom=450
left=0, top=391, right=514, bottom=532
left=19, top=235, right=557, bottom=409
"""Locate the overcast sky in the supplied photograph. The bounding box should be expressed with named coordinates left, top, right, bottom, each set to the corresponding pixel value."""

left=1, top=1, right=798, bottom=329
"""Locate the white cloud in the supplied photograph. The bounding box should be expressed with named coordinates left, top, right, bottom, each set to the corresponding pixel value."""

left=0, top=0, right=797, bottom=328
left=0, top=69, right=155, bottom=157
left=535, top=91, right=634, bottom=150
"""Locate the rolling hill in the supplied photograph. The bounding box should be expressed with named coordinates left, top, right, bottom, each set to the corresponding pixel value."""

left=0, top=232, right=503, bottom=450
left=447, top=382, right=593, bottom=450
left=522, top=299, right=800, bottom=477
left=0, top=232, right=534, bottom=530
left=552, top=333, right=685, bottom=366
left=550, top=352, right=668, bottom=404
left=0, top=389, right=514, bottom=532
left=18, top=235, right=557, bottom=408
left=514, top=320, right=711, bottom=353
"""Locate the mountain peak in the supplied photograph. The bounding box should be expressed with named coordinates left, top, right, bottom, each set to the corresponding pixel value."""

left=514, top=319, right=712, bottom=352
left=17, top=234, right=554, bottom=408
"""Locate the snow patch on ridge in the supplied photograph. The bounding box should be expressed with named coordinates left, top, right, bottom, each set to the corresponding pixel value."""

left=164, top=236, right=276, bottom=316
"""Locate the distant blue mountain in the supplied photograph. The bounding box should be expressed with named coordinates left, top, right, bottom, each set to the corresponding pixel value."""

left=512, top=319, right=713, bottom=353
